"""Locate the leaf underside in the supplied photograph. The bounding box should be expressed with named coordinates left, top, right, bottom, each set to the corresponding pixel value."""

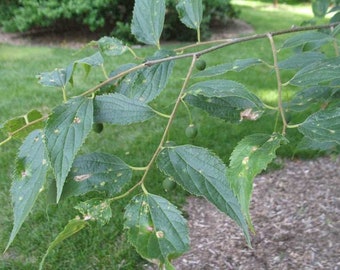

left=298, top=106, right=340, bottom=144
left=6, top=129, right=49, bottom=251
left=157, top=144, right=250, bottom=245
left=227, top=133, right=286, bottom=230
left=45, top=96, right=94, bottom=202
left=94, top=93, right=156, bottom=125
left=124, top=193, right=189, bottom=268
left=131, top=0, right=165, bottom=46
left=185, top=80, right=264, bottom=123
left=62, top=152, right=133, bottom=199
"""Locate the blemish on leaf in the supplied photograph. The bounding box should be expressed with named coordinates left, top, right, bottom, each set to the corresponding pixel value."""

left=74, top=174, right=91, bottom=182
left=73, top=117, right=81, bottom=124
left=242, top=156, right=249, bottom=165
left=146, top=226, right=154, bottom=232
left=240, top=108, right=260, bottom=121
left=156, top=231, right=164, bottom=238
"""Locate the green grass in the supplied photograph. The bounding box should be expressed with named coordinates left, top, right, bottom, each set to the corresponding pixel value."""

left=0, top=1, right=333, bottom=269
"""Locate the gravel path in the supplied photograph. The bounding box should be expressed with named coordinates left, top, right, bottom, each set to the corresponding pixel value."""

left=168, top=157, right=340, bottom=270
left=145, top=156, right=339, bottom=270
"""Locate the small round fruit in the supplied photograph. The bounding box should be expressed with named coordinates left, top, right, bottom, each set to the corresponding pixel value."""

left=162, top=177, right=176, bottom=191
left=195, top=59, right=206, bottom=71
left=92, top=123, right=104, bottom=133
left=185, top=124, right=198, bottom=139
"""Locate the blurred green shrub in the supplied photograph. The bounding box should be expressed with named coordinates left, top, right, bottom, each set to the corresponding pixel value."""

left=0, top=0, right=238, bottom=42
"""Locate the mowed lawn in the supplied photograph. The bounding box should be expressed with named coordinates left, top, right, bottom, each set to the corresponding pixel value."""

left=0, top=1, right=326, bottom=269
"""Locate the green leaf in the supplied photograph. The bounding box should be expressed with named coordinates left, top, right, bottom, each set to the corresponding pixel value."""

left=37, top=68, right=69, bottom=88
left=117, top=50, right=175, bottom=103
left=289, top=57, right=340, bottom=86
left=62, top=152, right=132, bottom=198
left=45, top=97, right=94, bottom=202
left=330, top=12, right=340, bottom=24
left=298, top=106, right=340, bottom=144
left=281, top=31, right=333, bottom=50
left=285, top=86, right=334, bottom=112
left=74, top=52, right=104, bottom=76
left=94, top=93, right=156, bottom=125
left=6, top=130, right=49, bottom=251
left=131, top=0, right=165, bottom=46
left=176, top=0, right=203, bottom=30
left=97, top=36, right=127, bottom=56
left=312, top=0, right=330, bottom=18
left=297, top=136, right=338, bottom=152
left=124, top=193, right=189, bottom=268
left=39, top=219, right=87, bottom=270
left=75, top=51, right=104, bottom=67
left=184, top=80, right=264, bottom=123
left=278, top=52, right=326, bottom=70
left=227, top=133, right=286, bottom=230
left=157, top=145, right=250, bottom=245
left=193, top=58, right=263, bottom=78
left=2, top=109, right=44, bottom=140
left=74, top=198, right=112, bottom=226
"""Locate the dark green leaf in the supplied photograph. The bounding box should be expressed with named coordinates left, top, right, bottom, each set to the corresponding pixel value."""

left=278, top=52, right=326, bottom=70
left=157, top=145, right=250, bottom=245
left=62, top=152, right=132, bottom=198
left=298, top=106, right=340, bottom=144
left=97, top=36, right=127, bottom=56
left=228, top=133, right=286, bottom=229
left=330, top=12, right=340, bottom=24
left=331, top=24, right=340, bottom=36
left=185, top=80, right=264, bottom=123
left=75, top=52, right=104, bottom=76
left=289, top=57, right=340, bottom=86
left=39, top=219, right=87, bottom=270
left=45, top=97, right=94, bottom=202
left=117, top=50, right=175, bottom=103
left=94, top=93, right=156, bottom=125
left=297, top=136, right=338, bottom=152
left=281, top=31, right=333, bottom=50
left=285, top=86, right=334, bottom=112
left=131, top=0, right=165, bottom=46
left=6, top=130, right=49, bottom=251
left=124, top=193, right=189, bottom=268
left=312, top=0, right=330, bottom=18
left=193, top=58, right=263, bottom=78
left=75, top=51, right=104, bottom=67
left=75, top=198, right=112, bottom=226
left=176, top=0, right=203, bottom=30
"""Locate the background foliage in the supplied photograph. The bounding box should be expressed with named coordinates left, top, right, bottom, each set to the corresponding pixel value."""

left=0, top=0, right=237, bottom=42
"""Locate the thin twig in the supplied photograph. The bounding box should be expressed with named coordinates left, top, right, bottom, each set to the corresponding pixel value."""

left=266, top=33, right=287, bottom=135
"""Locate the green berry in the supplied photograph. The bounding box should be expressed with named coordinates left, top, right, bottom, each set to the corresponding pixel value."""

left=185, top=124, right=198, bottom=139
left=162, top=177, right=176, bottom=191
left=195, top=59, right=206, bottom=71
left=92, top=123, right=104, bottom=133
